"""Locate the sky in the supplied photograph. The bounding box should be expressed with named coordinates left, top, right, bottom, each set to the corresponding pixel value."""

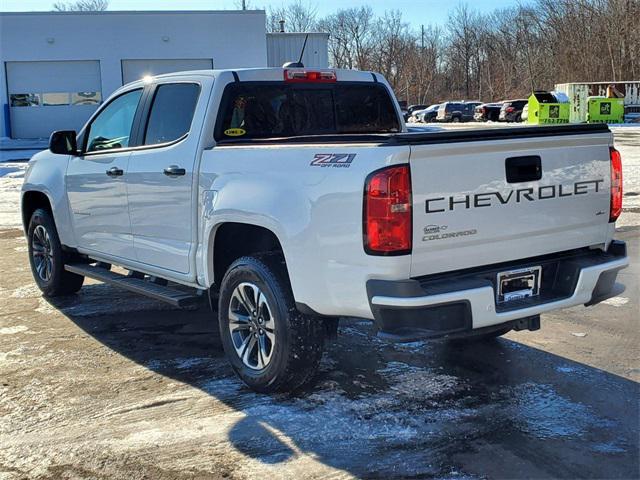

left=2, top=0, right=526, bottom=28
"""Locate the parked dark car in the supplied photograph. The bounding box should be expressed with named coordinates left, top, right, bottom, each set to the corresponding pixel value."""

left=499, top=99, right=528, bottom=122
left=436, top=101, right=482, bottom=122
left=404, top=104, right=429, bottom=121
left=474, top=102, right=503, bottom=122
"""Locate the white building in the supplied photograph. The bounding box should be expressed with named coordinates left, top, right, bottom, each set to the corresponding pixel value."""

left=0, top=10, right=329, bottom=139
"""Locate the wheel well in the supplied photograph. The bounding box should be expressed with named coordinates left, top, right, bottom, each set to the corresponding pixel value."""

left=212, top=223, right=284, bottom=287
left=22, top=191, right=52, bottom=231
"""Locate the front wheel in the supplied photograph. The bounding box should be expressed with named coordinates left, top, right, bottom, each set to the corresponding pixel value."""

left=27, top=208, right=84, bottom=296
left=218, top=254, right=325, bottom=393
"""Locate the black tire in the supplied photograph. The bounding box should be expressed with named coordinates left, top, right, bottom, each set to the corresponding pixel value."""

left=27, top=208, right=84, bottom=296
left=452, top=116, right=461, bottom=123
left=218, top=254, right=325, bottom=393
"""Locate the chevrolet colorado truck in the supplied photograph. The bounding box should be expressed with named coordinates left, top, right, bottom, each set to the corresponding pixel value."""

left=21, top=67, right=628, bottom=392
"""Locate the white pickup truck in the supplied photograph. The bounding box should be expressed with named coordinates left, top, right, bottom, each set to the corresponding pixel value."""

left=21, top=67, right=628, bottom=392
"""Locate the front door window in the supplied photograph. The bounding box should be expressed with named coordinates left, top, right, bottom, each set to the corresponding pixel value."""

left=85, top=89, right=142, bottom=152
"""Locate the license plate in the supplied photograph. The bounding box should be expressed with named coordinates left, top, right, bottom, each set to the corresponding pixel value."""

left=496, top=266, right=541, bottom=303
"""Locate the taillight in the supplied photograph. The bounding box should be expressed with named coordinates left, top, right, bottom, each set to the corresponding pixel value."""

left=364, top=165, right=412, bottom=255
left=610, top=147, right=623, bottom=222
left=506, top=106, right=515, bottom=113
left=284, top=69, right=337, bottom=83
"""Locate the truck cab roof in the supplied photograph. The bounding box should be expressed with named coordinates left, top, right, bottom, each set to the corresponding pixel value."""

left=126, top=67, right=381, bottom=86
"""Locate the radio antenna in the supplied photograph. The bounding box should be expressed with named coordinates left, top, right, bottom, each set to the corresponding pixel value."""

left=297, top=34, right=309, bottom=65
left=282, top=34, right=309, bottom=68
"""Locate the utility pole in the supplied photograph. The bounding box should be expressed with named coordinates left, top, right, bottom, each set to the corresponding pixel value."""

left=421, top=24, right=425, bottom=50
left=242, top=0, right=246, bottom=10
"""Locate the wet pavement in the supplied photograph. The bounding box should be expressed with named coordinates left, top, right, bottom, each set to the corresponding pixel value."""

left=1, top=226, right=638, bottom=479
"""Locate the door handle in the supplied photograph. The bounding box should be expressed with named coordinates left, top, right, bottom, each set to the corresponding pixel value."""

left=505, top=156, right=542, bottom=183
left=106, top=166, right=124, bottom=177
left=163, top=165, right=186, bottom=177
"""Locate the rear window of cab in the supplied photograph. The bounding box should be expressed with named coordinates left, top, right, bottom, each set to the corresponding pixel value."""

left=215, top=82, right=400, bottom=140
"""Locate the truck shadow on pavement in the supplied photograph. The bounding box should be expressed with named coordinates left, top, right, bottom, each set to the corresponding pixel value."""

left=44, top=285, right=640, bottom=479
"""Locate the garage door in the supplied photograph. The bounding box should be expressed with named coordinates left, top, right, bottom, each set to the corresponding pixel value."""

left=121, top=59, right=213, bottom=85
left=6, top=61, right=102, bottom=139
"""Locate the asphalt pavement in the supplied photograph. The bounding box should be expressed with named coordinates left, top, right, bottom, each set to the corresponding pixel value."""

left=0, top=126, right=638, bottom=479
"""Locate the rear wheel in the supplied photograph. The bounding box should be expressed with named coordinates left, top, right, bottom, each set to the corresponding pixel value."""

left=218, top=254, right=324, bottom=393
left=452, top=116, right=461, bottom=123
left=27, top=208, right=84, bottom=296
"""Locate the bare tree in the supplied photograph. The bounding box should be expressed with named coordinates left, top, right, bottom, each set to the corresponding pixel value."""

left=267, top=1, right=318, bottom=32
left=318, top=6, right=375, bottom=69
left=53, top=0, right=108, bottom=11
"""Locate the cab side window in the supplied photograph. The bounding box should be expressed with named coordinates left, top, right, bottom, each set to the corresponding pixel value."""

left=143, top=83, right=200, bottom=146
left=85, top=89, right=143, bottom=152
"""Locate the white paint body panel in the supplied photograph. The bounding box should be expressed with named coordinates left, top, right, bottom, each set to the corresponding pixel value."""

left=409, top=133, right=614, bottom=277
left=126, top=77, right=213, bottom=275
left=66, top=150, right=134, bottom=259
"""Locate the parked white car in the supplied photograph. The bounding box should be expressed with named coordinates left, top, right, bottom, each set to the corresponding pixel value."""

left=521, top=103, right=530, bottom=122
left=21, top=67, right=628, bottom=392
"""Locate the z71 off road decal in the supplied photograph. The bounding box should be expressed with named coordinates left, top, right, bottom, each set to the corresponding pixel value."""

left=310, top=153, right=356, bottom=168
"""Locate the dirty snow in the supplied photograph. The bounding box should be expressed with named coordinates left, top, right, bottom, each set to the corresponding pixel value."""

left=602, top=296, right=630, bottom=307
left=0, top=325, right=29, bottom=335
left=0, top=162, right=27, bottom=229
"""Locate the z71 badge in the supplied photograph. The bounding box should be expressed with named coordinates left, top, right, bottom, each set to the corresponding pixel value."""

left=310, top=153, right=356, bottom=168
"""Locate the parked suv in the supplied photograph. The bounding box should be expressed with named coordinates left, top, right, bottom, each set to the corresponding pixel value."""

left=437, top=101, right=482, bottom=122
left=474, top=102, right=503, bottom=122
left=500, top=99, right=528, bottom=122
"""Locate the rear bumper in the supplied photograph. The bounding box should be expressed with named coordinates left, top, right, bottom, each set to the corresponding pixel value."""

left=367, top=241, right=628, bottom=342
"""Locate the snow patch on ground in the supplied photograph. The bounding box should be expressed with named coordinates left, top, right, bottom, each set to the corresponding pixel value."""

left=11, top=283, right=40, bottom=299
left=0, top=325, right=29, bottom=335
left=509, top=382, right=613, bottom=439
left=146, top=357, right=216, bottom=371
left=0, top=162, right=28, bottom=229
left=601, top=296, right=630, bottom=307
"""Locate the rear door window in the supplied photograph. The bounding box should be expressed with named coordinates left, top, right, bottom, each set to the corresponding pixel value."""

left=216, top=82, right=400, bottom=140
left=144, top=83, right=200, bottom=145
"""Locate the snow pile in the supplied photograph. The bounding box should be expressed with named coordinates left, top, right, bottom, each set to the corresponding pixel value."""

left=0, top=162, right=28, bottom=229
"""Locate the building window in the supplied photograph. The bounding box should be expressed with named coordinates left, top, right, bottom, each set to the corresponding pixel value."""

left=10, top=94, right=40, bottom=107
left=72, top=91, right=102, bottom=105
left=42, top=92, right=71, bottom=106
left=10, top=92, right=102, bottom=107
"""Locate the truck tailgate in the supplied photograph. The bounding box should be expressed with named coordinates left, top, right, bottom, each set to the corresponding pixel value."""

left=408, top=127, right=613, bottom=277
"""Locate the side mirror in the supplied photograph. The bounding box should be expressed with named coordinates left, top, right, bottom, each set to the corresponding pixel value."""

left=49, top=130, right=78, bottom=155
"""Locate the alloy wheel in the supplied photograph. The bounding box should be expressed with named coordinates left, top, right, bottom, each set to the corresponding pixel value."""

left=32, top=225, right=53, bottom=282
left=228, top=282, right=276, bottom=370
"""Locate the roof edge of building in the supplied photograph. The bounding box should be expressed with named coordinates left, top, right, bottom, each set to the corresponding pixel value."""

left=0, top=9, right=266, bottom=16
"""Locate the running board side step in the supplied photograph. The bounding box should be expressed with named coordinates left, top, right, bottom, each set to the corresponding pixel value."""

left=65, top=263, right=200, bottom=308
